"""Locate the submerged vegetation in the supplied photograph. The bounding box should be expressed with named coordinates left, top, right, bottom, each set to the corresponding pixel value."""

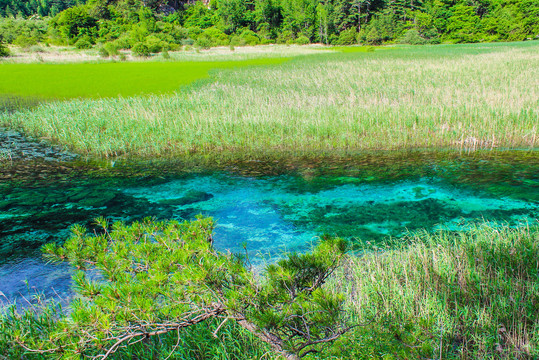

left=1, top=42, right=537, bottom=157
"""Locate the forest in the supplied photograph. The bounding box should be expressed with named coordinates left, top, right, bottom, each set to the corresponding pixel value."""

left=0, top=0, right=537, bottom=55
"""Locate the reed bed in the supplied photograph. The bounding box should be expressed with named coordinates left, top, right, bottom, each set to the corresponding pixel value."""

left=327, top=224, right=539, bottom=359
left=1, top=42, right=537, bottom=157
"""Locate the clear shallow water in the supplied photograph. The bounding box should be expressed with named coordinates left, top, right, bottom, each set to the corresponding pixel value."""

left=0, top=151, right=538, bottom=303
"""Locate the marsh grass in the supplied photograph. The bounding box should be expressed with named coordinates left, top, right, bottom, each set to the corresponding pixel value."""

left=1, top=44, right=322, bottom=64
left=326, top=224, right=539, bottom=359
left=0, top=94, right=45, bottom=113
left=1, top=42, right=537, bottom=157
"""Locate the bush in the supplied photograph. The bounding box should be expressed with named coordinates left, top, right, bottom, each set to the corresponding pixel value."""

left=181, top=38, right=195, bottom=46
left=294, top=35, right=310, bottom=45
left=201, top=27, right=229, bottom=46
left=194, top=36, right=212, bottom=49
left=13, top=34, right=37, bottom=48
left=0, top=42, right=9, bottom=57
left=276, top=30, right=294, bottom=44
left=27, top=45, right=44, bottom=53
left=335, top=27, right=358, bottom=45
left=112, top=36, right=131, bottom=50
left=229, top=35, right=244, bottom=46
left=104, top=42, right=119, bottom=56
left=399, top=29, right=427, bottom=45
left=75, top=36, right=93, bottom=49
left=145, top=35, right=166, bottom=53
left=132, top=42, right=150, bottom=56
left=239, top=29, right=260, bottom=46
left=98, top=45, right=109, bottom=58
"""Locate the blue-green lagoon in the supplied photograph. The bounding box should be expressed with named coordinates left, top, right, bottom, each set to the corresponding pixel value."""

left=0, top=151, right=537, bottom=303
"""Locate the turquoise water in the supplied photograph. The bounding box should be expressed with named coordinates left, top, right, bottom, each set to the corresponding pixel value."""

left=0, top=151, right=538, bottom=303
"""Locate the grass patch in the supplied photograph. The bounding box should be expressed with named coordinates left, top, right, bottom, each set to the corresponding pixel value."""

left=0, top=57, right=288, bottom=99
left=1, top=42, right=537, bottom=157
left=326, top=224, right=539, bottom=359
left=0, top=94, right=45, bottom=113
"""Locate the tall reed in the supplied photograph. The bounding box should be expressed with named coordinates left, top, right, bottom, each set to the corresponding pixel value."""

left=326, top=224, right=539, bottom=359
left=1, top=42, right=537, bottom=157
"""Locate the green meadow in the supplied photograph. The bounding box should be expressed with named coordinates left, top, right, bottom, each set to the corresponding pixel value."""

left=1, top=42, right=537, bottom=158
left=0, top=57, right=287, bottom=99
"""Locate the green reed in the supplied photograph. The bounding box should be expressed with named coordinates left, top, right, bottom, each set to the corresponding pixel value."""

left=325, top=224, right=539, bottom=359
left=0, top=42, right=537, bottom=158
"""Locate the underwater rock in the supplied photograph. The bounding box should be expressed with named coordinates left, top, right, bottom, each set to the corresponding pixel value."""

left=157, top=190, right=214, bottom=206
left=0, top=128, right=78, bottom=162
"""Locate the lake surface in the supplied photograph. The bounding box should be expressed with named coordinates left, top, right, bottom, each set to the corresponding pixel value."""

left=0, top=150, right=538, bottom=304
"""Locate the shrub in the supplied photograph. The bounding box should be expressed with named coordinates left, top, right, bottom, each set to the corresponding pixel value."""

left=335, top=27, right=358, bottom=45
left=194, top=36, right=212, bottom=49
left=74, top=36, right=93, bottom=49
left=112, top=36, right=131, bottom=50
left=0, top=218, right=350, bottom=359
left=98, top=45, right=109, bottom=58
left=399, top=29, right=427, bottom=45
left=201, top=27, right=229, bottom=46
left=145, top=35, right=166, bottom=53
left=0, top=42, right=9, bottom=57
left=132, top=42, right=150, bottom=56
left=239, top=29, right=260, bottom=45
left=104, top=42, right=119, bottom=56
left=181, top=38, right=195, bottom=46
left=229, top=35, right=244, bottom=46
left=13, top=34, right=37, bottom=48
left=294, top=35, right=310, bottom=45
left=364, top=26, right=382, bottom=45
left=276, top=30, right=294, bottom=44
left=27, top=45, right=44, bottom=53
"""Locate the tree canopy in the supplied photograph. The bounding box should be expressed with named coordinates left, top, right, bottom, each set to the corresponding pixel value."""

left=0, top=0, right=537, bottom=51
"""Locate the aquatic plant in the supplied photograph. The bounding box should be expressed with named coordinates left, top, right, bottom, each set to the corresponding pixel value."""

left=1, top=42, right=536, bottom=157
left=327, top=224, right=539, bottom=358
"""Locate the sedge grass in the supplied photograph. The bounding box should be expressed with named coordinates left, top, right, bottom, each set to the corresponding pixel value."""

left=325, top=224, right=539, bottom=359
left=1, top=41, right=537, bottom=157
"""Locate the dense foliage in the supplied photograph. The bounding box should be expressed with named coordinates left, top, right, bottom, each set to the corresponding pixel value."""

left=0, top=0, right=537, bottom=52
left=0, top=217, right=350, bottom=359
left=0, top=0, right=87, bottom=18
left=329, top=225, right=539, bottom=358
left=0, top=39, right=8, bottom=56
